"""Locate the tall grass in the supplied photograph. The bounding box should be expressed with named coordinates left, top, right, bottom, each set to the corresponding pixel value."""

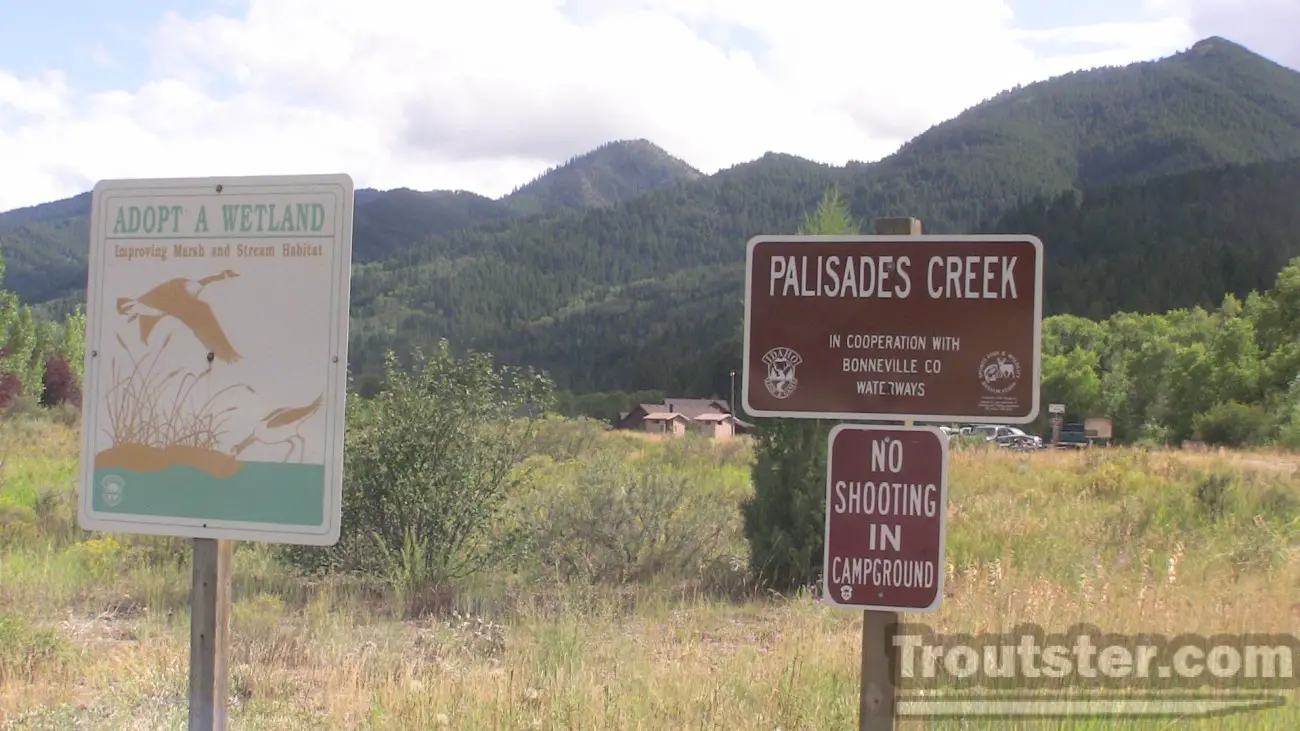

left=1, top=415, right=1297, bottom=729
left=102, top=333, right=249, bottom=450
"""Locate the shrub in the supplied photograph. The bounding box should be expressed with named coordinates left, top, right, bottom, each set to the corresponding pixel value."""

left=525, top=415, right=612, bottom=462
left=1133, top=420, right=1173, bottom=449
left=1193, top=472, right=1235, bottom=522
left=1274, top=376, right=1300, bottom=449
left=1193, top=401, right=1274, bottom=447
left=741, top=418, right=829, bottom=593
left=66, top=536, right=135, bottom=579
left=283, top=341, right=554, bottom=609
left=740, top=187, right=855, bottom=594
left=514, top=450, right=738, bottom=585
left=29, top=483, right=81, bottom=546
left=0, top=612, right=68, bottom=682
left=0, top=501, right=38, bottom=547
left=40, top=356, right=80, bottom=408
left=0, top=372, right=19, bottom=411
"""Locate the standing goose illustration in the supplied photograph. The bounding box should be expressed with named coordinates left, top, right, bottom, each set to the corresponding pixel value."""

left=231, top=393, right=323, bottom=463
left=116, top=270, right=241, bottom=364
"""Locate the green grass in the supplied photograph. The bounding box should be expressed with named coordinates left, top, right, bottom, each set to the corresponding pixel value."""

left=1, top=414, right=1298, bottom=729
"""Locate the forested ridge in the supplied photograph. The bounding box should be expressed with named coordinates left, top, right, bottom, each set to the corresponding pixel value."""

left=987, top=155, right=1300, bottom=320
left=2, top=35, right=1300, bottom=437
left=344, top=152, right=1300, bottom=401
left=848, top=35, right=1300, bottom=232
left=0, top=139, right=705, bottom=310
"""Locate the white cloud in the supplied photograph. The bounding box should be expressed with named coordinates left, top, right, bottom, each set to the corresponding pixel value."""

left=0, top=70, right=69, bottom=118
left=0, top=0, right=1220, bottom=212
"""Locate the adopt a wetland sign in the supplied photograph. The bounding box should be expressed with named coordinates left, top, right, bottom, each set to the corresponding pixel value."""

left=78, top=174, right=355, bottom=545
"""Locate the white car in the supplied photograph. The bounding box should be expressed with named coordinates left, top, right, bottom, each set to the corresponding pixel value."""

left=967, top=424, right=1043, bottom=448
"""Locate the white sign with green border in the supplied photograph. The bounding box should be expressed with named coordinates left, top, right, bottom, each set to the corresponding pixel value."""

left=79, top=174, right=354, bottom=545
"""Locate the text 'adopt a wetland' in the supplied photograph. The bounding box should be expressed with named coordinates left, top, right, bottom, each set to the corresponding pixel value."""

left=108, top=201, right=333, bottom=238
left=108, top=201, right=333, bottom=262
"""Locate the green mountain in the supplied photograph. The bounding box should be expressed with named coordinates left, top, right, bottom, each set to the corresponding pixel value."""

left=0, top=139, right=701, bottom=309
left=436, top=154, right=1300, bottom=401
left=351, top=189, right=515, bottom=264
left=843, top=36, right=1300, bottom=231
left=987, top=155, right=1300, bottom=321
left=346, top=151, right=839, bottom=387
left=502, top=139, right=704, bottom=215
left=354, top=139, right=703, bottom=262
left=0, top=195, right=90, bottom=308
left=344, top=37, right=1300, bottom=387
left=4, top=35, right=1300, bottom=401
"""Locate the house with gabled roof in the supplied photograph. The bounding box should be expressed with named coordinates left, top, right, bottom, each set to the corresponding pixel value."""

left=616, top=397, right=752, bottom=438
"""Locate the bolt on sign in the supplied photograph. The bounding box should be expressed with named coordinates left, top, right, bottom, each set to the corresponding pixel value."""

left=742, top=235, right=1044, bottom=423
left=79, top=174, right=354, bottom=545
left=823, top=424, right=949, bottom=612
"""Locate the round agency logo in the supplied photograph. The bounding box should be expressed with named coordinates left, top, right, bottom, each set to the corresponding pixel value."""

left=762, top=347, right=803, bottom=399
left=100, top=475, right=125, bottom=508
left=838, top=583, right=853, bottom=602
left=978, top=350, right=1022, bottom=394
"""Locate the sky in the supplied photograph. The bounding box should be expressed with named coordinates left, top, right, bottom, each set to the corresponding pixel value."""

left=0, top=0, right=1297, bottom=213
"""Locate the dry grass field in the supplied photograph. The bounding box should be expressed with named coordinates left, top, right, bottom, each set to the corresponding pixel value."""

left=1, top=414, right=1298, bottom=729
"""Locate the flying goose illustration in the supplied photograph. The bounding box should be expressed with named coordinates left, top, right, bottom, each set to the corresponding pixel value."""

left=231, top=393, right=324, bottom=463
left=116, top=270, right=241, bottom=364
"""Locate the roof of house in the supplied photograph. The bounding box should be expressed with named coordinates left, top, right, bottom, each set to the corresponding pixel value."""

left=693, top=413, right=734, bottom=422
left=616, top=398, right=737, bottom=428
left=661, top=398, right=731, bottom=418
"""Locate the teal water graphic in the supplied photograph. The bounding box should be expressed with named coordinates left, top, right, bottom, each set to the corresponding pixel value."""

left=92, top=461, right=325, bottom=526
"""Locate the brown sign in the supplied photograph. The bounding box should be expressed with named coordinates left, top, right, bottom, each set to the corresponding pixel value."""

left=742, top=234, right=1043, bottom=423
left=823, top=424, right=948, bottom=612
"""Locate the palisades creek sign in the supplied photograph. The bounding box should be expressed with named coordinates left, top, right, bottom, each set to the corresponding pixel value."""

left=823, top=424, right=949, bottom=612
left=79, top=174, right=355, bottom=545
left=742, top=234, right=1044, bottom=423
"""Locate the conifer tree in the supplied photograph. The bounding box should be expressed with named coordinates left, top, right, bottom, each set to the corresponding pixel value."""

left=741, top=188, right=857, bottom=592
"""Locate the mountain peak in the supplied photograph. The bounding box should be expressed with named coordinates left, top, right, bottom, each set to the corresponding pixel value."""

left=1188, top=36, right=1248, bottom=54
left=1177, top=35, right=1286, bottom=68
left=503, top=139, right=702, bottom=215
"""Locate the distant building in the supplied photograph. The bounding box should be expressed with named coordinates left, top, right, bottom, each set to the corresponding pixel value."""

left=690, top=412, right=738, bottom=438
left=1084, top=416, right=1114, bottom=442
left=641, top=410, right=688, bottom=435
left=616, top=397, right=752, bottom=438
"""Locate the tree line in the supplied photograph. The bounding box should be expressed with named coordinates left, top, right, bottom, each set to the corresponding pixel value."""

left=7, top=226, right=1300, bottom=452
left=0, top=252, right=84, bottom=412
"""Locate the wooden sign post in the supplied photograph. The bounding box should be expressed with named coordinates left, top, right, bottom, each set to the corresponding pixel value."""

left=865, top=216, right=920, bottom=730
left=830, top=422, right=949, bottom=730
left=80, top=174, right=356, bottom=731
left=741, top=214, right=1044, bottom=731
left=190, top=539, right=232, bottom=729
left=1049, top=403, right=1066, bottom=447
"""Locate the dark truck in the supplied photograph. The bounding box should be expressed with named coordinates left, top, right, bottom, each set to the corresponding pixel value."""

left=1055, top=422, right=1092, bottom=449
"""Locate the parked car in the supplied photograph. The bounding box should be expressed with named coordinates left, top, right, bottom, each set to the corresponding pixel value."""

left=966, top=424, right=1043, bottom=450
left=1054, top=422, right=1092, bottom=449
